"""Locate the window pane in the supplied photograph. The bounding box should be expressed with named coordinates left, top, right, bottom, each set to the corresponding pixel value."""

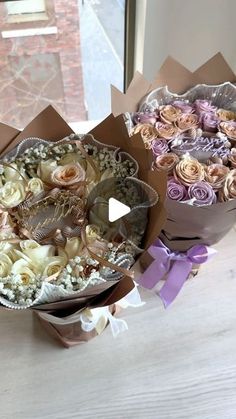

left=0, top=0, right=125, bottom=129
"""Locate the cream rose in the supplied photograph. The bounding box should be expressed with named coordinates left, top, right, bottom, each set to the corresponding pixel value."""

left=51, top=163, right=86, bottom=188
left=155, top=153, right=179, bottom=173
left=174, top=157, right=205, bottom=186
left=28, top=178, right=44, bottom=195
left=0, top=253, right=13, bottom=277
left=176, top=113, right=199, bottom=131
left=4, top=163, right=26, bottom=182
left=65, top=237, right=81, bottom=259
left=155, top=122, right=179, bottom=140
left=0, top=181, right=26, bottom=208
left=43, top=256, right=67, bottom=278
left=11, top=259, right=36, bottom=285
left=204, top=164, right=230, bottom=190
left=219, top=121, right=236, bottom=141
left=20, top=242, right=55, bottom=262
left=217, top=109, right=236, bottom=122
left=159, top=105, right=182, bottom=123
left=219, top=169, right=236, bottom=201
left=131, top=123, right=158, bottom=146
left=229, top=148, right=236, bottom=168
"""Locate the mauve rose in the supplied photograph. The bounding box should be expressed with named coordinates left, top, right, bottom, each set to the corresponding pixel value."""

left=151, top=138, right=169, bottom=156
left=167, top=177, right=188, bottom=201
left=194, top=99, right=217, bottom=114
left=219, top=121, right=236, bottom=141
left=201, top=113, right=219, bottom=132
left=132, top=112, right=157, bottom=125
left=155, top=122, right=179, bottom=140
left=188, top=181, right=217, bottom=206
left=171, top=100, right=194, bottom=114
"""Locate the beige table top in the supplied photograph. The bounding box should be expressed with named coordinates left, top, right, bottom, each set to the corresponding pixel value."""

left=0, top=228, right=236, bottom=419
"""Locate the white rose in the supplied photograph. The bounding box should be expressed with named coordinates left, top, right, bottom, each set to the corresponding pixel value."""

left=37, top=160, right=57, bottom=183
left=28, top=178, right=44, bottom=195
left=43, top=256, right=67, bottom=278
left=0, top=181, right=26, bottom=208
left=11, top=259, right=36, bottom=285
left=4, top=164, right=26, bottom=182
left=0, top=241, right=18, bottom=255
left=65, top=237, right=81, bottom=259
left=19, top=242, right=55, bottom=262
left=0, top=253, right=13, bottom=277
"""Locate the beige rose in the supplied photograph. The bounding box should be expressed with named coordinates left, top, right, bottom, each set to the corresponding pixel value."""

left=159, top=105, right=182, bottom=123
left=4, top=163, right=26, bottom=182
left=0, top=181, right=26, bottom=208
left=51, top=163, right=86, bottom=188
left=219, top=169, right=236, bottom=201
left=131, top=123, right=158, bottom=146
left=219, top=121, right=236, bottom=141
left=176, top=114, right=199, bottom=131
left=174, top=156, right=205, bottom=186
left=204, top=164, right=230, bottom=190
left=217, top=109, right=236, bottom=121
left=155, top=122, right=179, bottom=140
left=28, top=178, right=44, bottom=195
left=155, top=153, right=179, bottom=173
left=0, top=253, right=13, bottom=277
left=229, top=148, right=236, bottom=168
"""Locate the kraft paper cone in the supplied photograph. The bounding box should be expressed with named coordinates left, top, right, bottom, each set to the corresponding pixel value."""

left=111, top=52, right=236, bottom=252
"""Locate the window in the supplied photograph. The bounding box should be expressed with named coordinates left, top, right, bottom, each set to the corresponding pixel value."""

left=0, top=0, right=130, bottom=132
left=6, top=0, right=47, bottom=23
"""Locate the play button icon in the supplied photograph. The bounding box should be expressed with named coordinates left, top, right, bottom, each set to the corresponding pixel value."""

left=108, top=198, right=131, bottom=222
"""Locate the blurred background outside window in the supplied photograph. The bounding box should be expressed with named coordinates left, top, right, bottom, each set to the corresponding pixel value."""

left=0, top=0, right=125, bottom=131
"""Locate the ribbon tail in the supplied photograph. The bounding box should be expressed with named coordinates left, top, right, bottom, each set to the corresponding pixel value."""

left=159, top=260, right=192, bottom=308
left=138, top=261, right=167, bottom=289
left=106, top=310, right=128, bottom=338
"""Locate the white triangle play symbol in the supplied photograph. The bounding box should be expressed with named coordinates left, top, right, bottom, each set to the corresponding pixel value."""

left=108, top=197, right=131, bottom=222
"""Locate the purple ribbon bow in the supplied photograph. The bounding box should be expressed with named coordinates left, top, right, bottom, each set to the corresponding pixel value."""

left=138, top=239, right=217, bottom=307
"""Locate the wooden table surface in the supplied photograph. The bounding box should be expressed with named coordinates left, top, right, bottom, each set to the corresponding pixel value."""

left=1, top=228, right=236, bottom=419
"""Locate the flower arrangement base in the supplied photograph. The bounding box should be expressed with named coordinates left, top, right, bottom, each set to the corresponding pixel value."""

left=35, top=304, right=118, bottom=348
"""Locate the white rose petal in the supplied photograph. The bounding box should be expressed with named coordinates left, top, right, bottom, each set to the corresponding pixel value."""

left=0, top=181, right=26, bottom=208
left=43, top=256, right=67, bottom=278
left=0, top=253, right=13, bottom=277
left=11, top=259, right=36, bottom=285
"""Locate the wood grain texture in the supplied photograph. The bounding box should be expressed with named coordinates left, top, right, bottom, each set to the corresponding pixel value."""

left=0, top=228, right=236, bottom=419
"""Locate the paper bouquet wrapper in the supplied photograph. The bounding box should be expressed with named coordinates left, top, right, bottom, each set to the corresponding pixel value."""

left=0, top=106, right=166, bottom=346
left=111, top=52, right=236, bottom=251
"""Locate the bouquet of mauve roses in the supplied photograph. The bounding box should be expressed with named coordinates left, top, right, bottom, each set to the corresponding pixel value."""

left=112, top=54, right=236, bottom=252
left=0, top=107, right=166, bottom=346
left=111, top=54, right=236, bottom=306
left=127, top=97, right=236, bottom=207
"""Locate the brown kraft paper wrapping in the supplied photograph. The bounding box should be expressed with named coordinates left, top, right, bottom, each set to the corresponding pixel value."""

left=111, top=52, right=236, bottom=252
left=0, top=106, right=166, bottom=346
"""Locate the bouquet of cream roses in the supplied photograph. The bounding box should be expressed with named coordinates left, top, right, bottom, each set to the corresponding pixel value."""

left=0, top=107, right=166, bottom=346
